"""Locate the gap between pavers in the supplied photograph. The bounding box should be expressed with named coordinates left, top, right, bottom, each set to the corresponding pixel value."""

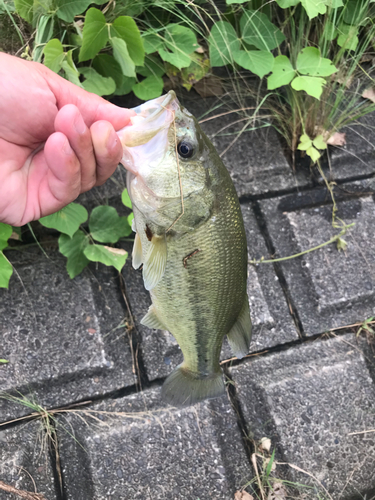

left=57, top=389, right=252, bottom=500
left=259, top=179, right=375, bottom=336
left=0, top=248, right=136, bottom=422
left=230, top=334, right=375, bottom=499
left=0, top=420, right=57, bottom=500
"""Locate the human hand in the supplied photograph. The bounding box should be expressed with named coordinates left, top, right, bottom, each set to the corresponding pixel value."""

left=0, top=53, right=134, bottom=226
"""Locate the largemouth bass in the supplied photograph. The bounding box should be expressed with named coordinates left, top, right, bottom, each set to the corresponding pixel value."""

left=118, top=91, right=251, bottom=406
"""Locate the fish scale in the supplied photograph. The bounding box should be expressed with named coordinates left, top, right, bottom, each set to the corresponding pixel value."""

left=118, top=91, right=252, bottom=406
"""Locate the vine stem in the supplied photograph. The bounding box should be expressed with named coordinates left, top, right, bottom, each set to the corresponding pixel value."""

left=249, top=223, right=354, bottom=265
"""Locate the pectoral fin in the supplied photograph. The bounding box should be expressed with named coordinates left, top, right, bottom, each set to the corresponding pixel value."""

left=132, top=232, right=143, bottom=269
left=141, top=305, right=167, bottom=330
left=227, top=295, right=252, bottom=359
left=143, top=233, right=167, bottom=291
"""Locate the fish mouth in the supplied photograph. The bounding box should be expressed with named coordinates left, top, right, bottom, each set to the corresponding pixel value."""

left=118, top=90, right=179, bottom=148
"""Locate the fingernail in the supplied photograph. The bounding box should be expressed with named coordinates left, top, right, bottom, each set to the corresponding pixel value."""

left=74, top=113, right=86, bottom=135
left=106, top=129, right=118, bottom=151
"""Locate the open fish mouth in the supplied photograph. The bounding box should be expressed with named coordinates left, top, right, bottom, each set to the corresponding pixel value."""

left=121, top=91, right=178, bottom=147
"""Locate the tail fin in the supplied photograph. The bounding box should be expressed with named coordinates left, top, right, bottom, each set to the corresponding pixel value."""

left=161, top=365, right=225, bottom=407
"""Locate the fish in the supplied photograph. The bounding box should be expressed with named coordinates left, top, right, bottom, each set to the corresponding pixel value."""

left=117, top=90, right=252, bottom=406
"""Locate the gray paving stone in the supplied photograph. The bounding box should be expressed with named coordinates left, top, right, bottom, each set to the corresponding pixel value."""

left=0, top=248, right=135, bottom=422
left=178, top=94, right=310, bottom=197
left=259, top=180, right=375, bottom=335
left=230, top=334, right=375, bottom=498
left=0, top=420, right=56, bottom=500
left=58, top=388, right=252, bottom=500
left=121, top=202, right=298, bottom=382
left=326, top=113, right=375, bottom=181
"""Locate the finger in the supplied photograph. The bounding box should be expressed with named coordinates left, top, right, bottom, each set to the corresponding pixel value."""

left=38, top=63, right=136, bottom=129
left=54, top=104, right=97, bottom=192
left=43, top=131, right=81, bottom=208
left=90, top=120, right=123, bottom=186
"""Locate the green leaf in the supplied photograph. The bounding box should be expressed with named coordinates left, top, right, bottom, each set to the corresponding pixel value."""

left=79, top=8, right=108, bottom=62
left=61, top=50, right=83, bottom=87
left=0, top=359, right=9, bottom=364
left=306, top=145, right=321, bottom=162
left=127, top=212, right=134, bottom=227
left=136, top=55, right=165, bottom=77
left=275, top=0, right=300, bottom=6
left=110, top=37, right=136, bottom=77
left=329, top=0, right=344, bottom=7
left=313, top=134, right=327, bottom=150
left=0, top=223, right=13, bottom=251
left=300, top=0, right=327, bottom=19
left=233, top=50, right=274, bottom=78
left=14, top=0, right=33, bottom=22
left=296, top=47, right=337, bottom=77
left=240, top=10, right=285, bottom=51
left=43, top=38, right=65, bottom=73
left=157, top=24, right=198, bottom=69
left=93, top=53, right=124, bottom=88
left=209, top=21, right=240, bottom=67
left=142, top=32, right=163, bottom=55
left=0, top=252, right=13, bottom=288
left=114, top=77, right=136, bottom=96
left=84, top=244, right=127, bottom=272
left=337, top=23, right=359, bottom=51
left=80, top=67, right=116, bottom=96
left=132, top=75, right=164, bottom=100
left=343, top=0, right=366, bottom=25
left=226, top=0, right=249, bottom=3
left=33, top=14, right=54, bottom=63
left=110, top=16, right=144, bottom=66
left=158, top=48, right=191, bottom=69
left=267, top=55, right=295, bottom=89
left=58, top=230, right=90, bottom=278
left=39, top=203, right=88, bottom=237
left=297, top=133, right=313, bottom=151
left=121, top=188, right=132, bottom=208
left=291, top=75, right=326, bottom=99
left=89, top=206, right=131, bottom=243
left=324, top=20, right=337, bottom=41
left=164, top=23, right=198, bottom=55
left=56, top=0, right=93, bottom=23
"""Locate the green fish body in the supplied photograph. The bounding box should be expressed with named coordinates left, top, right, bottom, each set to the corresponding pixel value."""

left=118, top=91, right=251, bottom=406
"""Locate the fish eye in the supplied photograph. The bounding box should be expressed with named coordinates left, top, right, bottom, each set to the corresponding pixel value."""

left=177, top=141, right=194, bottom=159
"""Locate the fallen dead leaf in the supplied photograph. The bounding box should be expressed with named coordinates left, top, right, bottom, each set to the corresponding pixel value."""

left=362, top=87, right=375, bottom=102
left=259, top=437, right=271, bottom=452
left=103, top=246, right=127, bottom=256
left=10, top=231, right=20, bottom=240
left=194, top=75, right=224, bottom=98
left=267, top=482, right=287, bottom=500
left=234, top=491, right=254, bottom=500
left=326, top=132, right=346, bottom=146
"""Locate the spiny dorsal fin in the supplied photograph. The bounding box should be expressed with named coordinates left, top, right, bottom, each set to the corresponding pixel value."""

left=141, top=305, right=167, bottom=330
left=143, top=233, right=167, bottom=291
left=227, top=294, right=252, bottom=359
left=132, top=232, right=143, bottom=270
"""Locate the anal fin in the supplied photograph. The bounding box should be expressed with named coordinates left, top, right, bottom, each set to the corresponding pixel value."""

left=132, top=232, right=143, bottom=269
left=141, top=305, right=167, bottom=330
left=143, top=233, right=167, bottom=291
left=227, top=294, right=252, bottom=359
